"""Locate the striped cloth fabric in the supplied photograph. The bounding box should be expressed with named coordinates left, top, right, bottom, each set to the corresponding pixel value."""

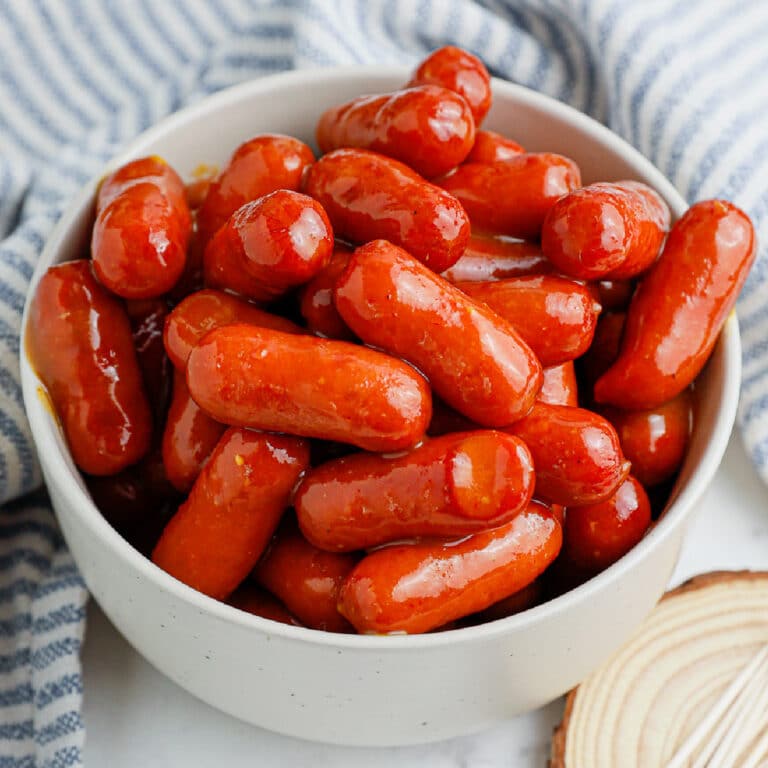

left=1, top=0, right=767, bottom=764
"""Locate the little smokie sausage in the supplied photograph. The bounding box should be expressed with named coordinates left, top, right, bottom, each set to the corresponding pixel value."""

left=152, top=428, right=309, bottom=600
left=228, top=584, right=303, bottom=627
left=334, top=240, right=542, bottom=426
left=564, top=476, right=651, bottom=572
left=465, top=130, right=524, bottom=163
left=161, top=370, right=226, bottom=493
left=438, top=153, right=581, bottom=239
left=541, top=181, right=669, bottom=280
left=303, top=148, right=469, bottom=273
left=601, top=389, right=692, bottom=488
left=506, top=402, right=630, bottom=506
left=255, top=520, right=356, bottom=632
left=457, top=276, right=601, bottom=366
left=538, top=362, right=578, bottom=407
left=338, top=500, right=562, bottom=634
left=298, top=245, right=354, bottom=339
left=316, top=85, right=475, bottom=179
left=594, top=200, right=755, bottom=409
left=97, top=155, right=187, bottom=210
left=28, top=260, right=152, bottom=475
left=295, top=431, right=534, bottom=552
left=92, top=156, right=191, bottom=299
left=407, top=45, right=492, bottom=126
left=186, top=324, right=432, bottom=452
left=441, top=234, right=552, bottom=283
left=196, top=134, right=315, bottom=245
left=204, top=189, right=333, bottom=302
left=163, top=288, right=302, bottom=370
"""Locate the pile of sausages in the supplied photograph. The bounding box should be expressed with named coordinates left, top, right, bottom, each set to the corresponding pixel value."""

left=28, top=46, right=756, bottom=635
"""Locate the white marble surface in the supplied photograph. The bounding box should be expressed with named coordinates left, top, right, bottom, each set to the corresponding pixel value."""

left=82, top=434, right=768, bottom=767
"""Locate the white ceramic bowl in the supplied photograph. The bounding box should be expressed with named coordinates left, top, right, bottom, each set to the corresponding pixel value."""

left=21, top=67, right=741, bottom=747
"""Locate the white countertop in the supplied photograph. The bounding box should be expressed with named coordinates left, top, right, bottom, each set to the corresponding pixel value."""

left=82, top=433, right=768, bottom=767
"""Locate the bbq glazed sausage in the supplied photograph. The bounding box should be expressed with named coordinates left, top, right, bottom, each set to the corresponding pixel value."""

left=316, top=85, right=475, bottom=179
left=440, top=234, right=551, bottom=283
left=303, top=148, right=470, bottom=273
left=465, top=130, right=524, bottom=163
left=541, top=181, right=669, bottom=280
left=204, top=189, right=333, bottom=302
left=334, top=240, right=542, bottom=426
left=457, top=276, right=601, bottom=366
left=163, top=288, right=302, bottom=370
left=298, top=245, right=354, bottom=340
left=594, top=200, right=755, bottom=409
left=407, top=45, right=492, bottom=126
left=196, top=134, right=315, bottom=245
left=438, top=153, right=581, bottom=239
left=27, top=260, right=152, bottom=475
left=92, top=156, right=191, bottom=299
left=185, top=324, right=432, bottom=452
left=152, top=428, right=309, bottom=600
left=506, top=402, right=630, bottom=506
left=600, top=389, right=692, bottom=488
left=255, top=520, right=356, bottom=632
left=338, top=500, right=562, bottom=634
left=564, top=476, right=651, bottom=572
left=161, top=370, right=226, bottom=493
left=295, top=431, right=534, bottom=551
left=538, top=362, right=578, bottom=407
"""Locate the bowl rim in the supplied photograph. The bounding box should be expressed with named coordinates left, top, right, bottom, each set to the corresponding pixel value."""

left=21, top=65, right=742, bottom=650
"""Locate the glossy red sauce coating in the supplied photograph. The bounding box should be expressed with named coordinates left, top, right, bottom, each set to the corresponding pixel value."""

left=152, top=428, right=309, bottom=600
left=298, top=245, right=354, bottom=339
left=338, top=500, right=562, bottom=634
left=438, top=153, right=581, bottom=239
left=440, top=234, right=551, bottom=283
left=407, top=45, right=492, bottom=126
left=163, top=288, right=302, bottom=370
left=538, top=362, right=578, bottom=407
left=458, top=275, right=602, bottom=366
left=507, top=402, right=630, bottom=506
left=303, top=148, right=470, bottom=273
left=125, top=298, right=170, bottom=425
left=594, top=200, right=755, bottom=409
left=255, top=519, right=356, bottom=632
left=186, top=324, right=432, bottom=452
left=465, top=130, right=525, bottom=163
left=28, top=260, right=152, bottom=475
left=204, top=189, right=333, bottom=302
left=564, top=476, right=651, bottom=572
left=317, top=85, right=475, bottom=179
left=92, top=157, right=191, bottom=299
left=195, top=134, right=315, bottom=245
left=601, top=389, right=692, bottom=487
left=541, top=181, right=669, bottom=281
left=335, top=240, right=542, bottom=427
left=227, top=584, right=303, bottom=627
left=162, top=370, right=226, bottom=493
left=296, top=431, right=534, bottom=552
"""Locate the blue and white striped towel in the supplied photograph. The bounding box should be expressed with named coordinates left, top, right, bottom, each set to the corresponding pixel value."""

left=2, top=1, right=768, bottom=764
